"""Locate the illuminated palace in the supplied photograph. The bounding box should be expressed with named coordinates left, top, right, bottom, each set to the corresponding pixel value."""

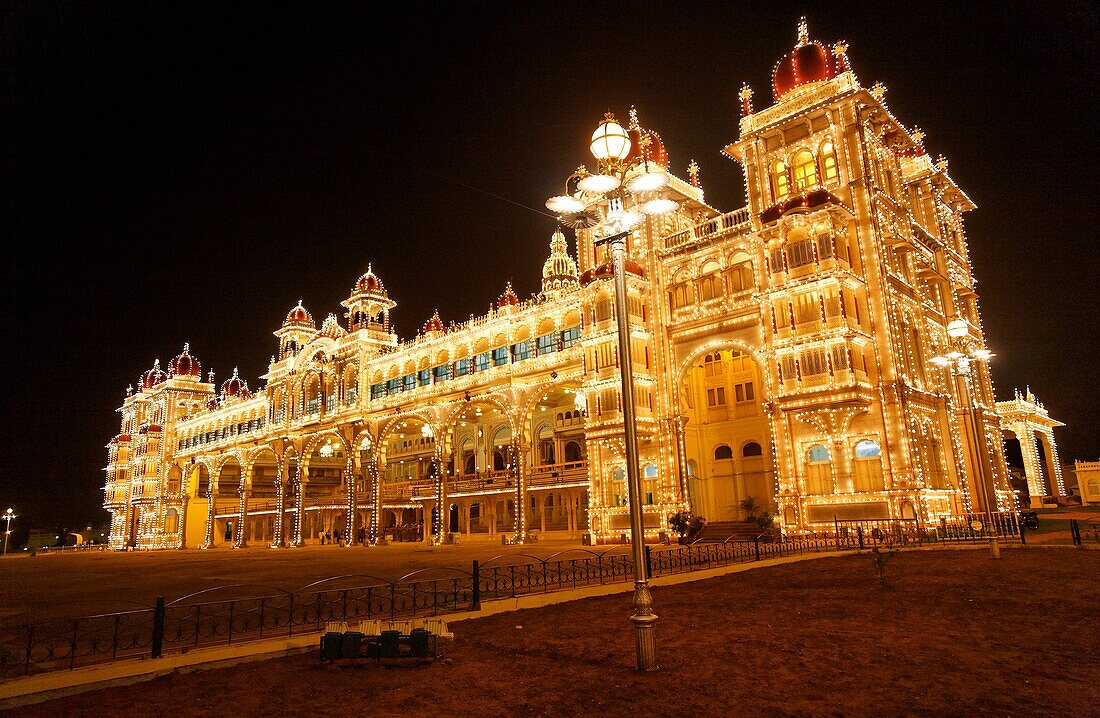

left=105, top=20, right=1037, bottom=550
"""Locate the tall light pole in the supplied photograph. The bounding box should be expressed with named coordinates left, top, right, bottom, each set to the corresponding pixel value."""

left=546, top=112, right=676, bottom=671
left=2, top=508, right=15, bottom=556
left=595, top=229, right=658, bottom=671
left=931, top=317, right=1000, bottom=559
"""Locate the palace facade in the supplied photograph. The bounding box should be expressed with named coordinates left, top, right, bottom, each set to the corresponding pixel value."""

left=105, top=20, right=1036, bottom=550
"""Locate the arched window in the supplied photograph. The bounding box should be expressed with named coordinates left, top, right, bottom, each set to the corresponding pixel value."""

left=742, top=441, right=763, bottom=457
left=819, top=141, right=838, bottom=183
left=853, top=440, right=884, bottom=491
left=564, top=441, right=582, bottom=462
left=703, top=352, right=723, bottom=377
left=492, top=451, right=506, bottom=471
left=463, top=453, right=476, bottom=475
left=714, top=444, right=734, bottom=460
left=792, top=150, right=818, bottom=190
left=724, top=261, right=754, bottom=293
left=855, top=440, right=881, bottom=458
left=773, top=161, right=789, bottom=200
left=806, top=444, right=832, bottom=494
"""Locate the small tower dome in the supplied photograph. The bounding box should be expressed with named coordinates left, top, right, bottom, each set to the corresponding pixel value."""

left=497, top=282, right=521, bottom=309
left=541, top=228, right=580, bottom=297
left=141, top=359, right=168, bottom=389
left=284, top=300, right=315, bottom=328
left=220, top=367, right=247, bottom=399
left=168, top=343, right=201, bottom=378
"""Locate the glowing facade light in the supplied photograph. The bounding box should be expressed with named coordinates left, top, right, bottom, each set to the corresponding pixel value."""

left=590, top=116, right=631, bottom=161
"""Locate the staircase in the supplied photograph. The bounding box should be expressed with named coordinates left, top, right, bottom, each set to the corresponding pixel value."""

left=693, top=520, right=760, bottom=543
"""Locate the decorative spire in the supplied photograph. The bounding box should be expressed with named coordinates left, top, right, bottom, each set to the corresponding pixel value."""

left=541, top=227, right=580, bottom=298
left=687, top=159, right=701, bottom=188
left=628, top=105, right=640, bottom=130
left=797, top=16, right=809, bottom=46
left=871, top=81, right=887, bottom=101
left=738, top=84, right=754, bottom=117
left=833, top=40, right=850, bottom=72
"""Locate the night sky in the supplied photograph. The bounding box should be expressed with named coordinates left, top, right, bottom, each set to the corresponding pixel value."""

left=3, top=2, right=1097, bottom=531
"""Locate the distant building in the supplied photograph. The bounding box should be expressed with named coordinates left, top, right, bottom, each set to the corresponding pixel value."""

left=1076, top=461, right=1100, bottom=505
left=105, top=19, right=1030, bottom=550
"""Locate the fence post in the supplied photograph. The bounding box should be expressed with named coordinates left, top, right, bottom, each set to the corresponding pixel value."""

left=753, top=536, right=761, bottom=561
left=1019, top=521, right=1026, bottom=545
left=644, top=544, right=653, bottom=579
left=151, top=596, right=165, bottom=659
left=1071, top=519, right=1081, bottom=546
left=857, top=526, right=864, bottom=550
left=471, top=560, right=481, bottom=611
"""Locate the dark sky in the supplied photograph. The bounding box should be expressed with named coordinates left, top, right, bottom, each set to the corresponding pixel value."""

left=3, top=2, right=1097, bottom=530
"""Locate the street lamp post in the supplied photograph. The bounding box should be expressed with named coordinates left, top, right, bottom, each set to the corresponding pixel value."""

left=595, top=229, right=658, bottom=671
left=931, top=317, right=1000, bottom=559
left=2, top=508, right=15, bottom=556
left=546, top=113, right=674, bottom=671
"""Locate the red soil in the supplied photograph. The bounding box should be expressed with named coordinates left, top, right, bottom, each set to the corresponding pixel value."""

left=5, top=548, right=1098, bottom=718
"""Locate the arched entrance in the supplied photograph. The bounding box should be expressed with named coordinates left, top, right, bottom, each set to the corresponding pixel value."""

left=678, top=348, right=774, bottom=522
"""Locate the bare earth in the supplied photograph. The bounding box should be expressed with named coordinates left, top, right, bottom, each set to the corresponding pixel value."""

left=5, top=549, right=1098, bottom=718
left=1, top=539, right=589, bottom=625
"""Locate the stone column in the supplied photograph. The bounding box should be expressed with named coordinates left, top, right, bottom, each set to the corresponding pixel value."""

left=233, top=487, right=251, bottom=548
left=291, top=467, right=306, bottom=547
left=343, top=460, right=356, bottom=546
left=272, top=474, right=286, bottom=548
left=511, top=439, right=527, bottom=543
left=366, top=447, right=382, bottom=545
left=432, top=444, right=445, bottom=544
left=1019, top=429, right=1046, bottom=504
left=201, top=489, right=216, bottom=549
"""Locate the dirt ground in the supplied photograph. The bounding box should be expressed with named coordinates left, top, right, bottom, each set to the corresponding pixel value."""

left=6, top=548, right=1097, bottom=718
left=0, top=538, right=595, bottom=625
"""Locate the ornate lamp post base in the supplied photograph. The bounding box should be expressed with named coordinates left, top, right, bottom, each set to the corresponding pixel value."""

left=631, top=583, right=659, bottom=671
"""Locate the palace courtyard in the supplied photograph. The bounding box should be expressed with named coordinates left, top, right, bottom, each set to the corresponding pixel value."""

left=3, top=548, right=1097, bottom=718
left=2, top=539, right=587, bottom=625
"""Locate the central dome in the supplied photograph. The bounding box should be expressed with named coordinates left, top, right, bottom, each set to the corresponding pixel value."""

left=772, top=19, right=840, bottom=102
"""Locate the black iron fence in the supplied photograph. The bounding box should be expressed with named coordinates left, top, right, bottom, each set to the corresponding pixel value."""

left=0, top=521, right=1026, bottom=681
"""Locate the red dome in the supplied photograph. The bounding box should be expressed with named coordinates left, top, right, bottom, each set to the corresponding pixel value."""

left=772, top=21, right=839, bottom=101
left=497, top=282, right=520, bottom=309
left=579, top=258, right=646, bottom=286
left=141, top=360, right=168, bottom=389
left=284, top=301, right=314, bottom=327
left=168, top=343, right=201, bottom=378
left=355, top=265, right=387, bottom=295
left=221, top=368, right=246, bottom=398
left=626, top=127, right=670, bottom=170
left=422, top=310, right=445, bottom=334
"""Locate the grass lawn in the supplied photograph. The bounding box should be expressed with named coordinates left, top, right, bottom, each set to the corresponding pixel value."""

left=5, top=548, right=1097, bottom=718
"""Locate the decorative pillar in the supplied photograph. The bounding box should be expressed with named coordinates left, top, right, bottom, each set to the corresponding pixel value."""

left=511, top=438, right=527, bottom=543
left=201, top=489, right=216, bottom=549
left=177, top=495, right=190, bottom=549
left=233, top=487, right=251, bottom=548
left=672, top=416, right=689, bottom=507
left=1042, top=431, right=1066, bottom=496
left=1019, top=428, right=1046, bottom=502
left=291, top=466, right=305, bottom=547
left=432, top=441, right=445, bottom=543
left=365, top=446, right=382, bottom=545
left=343, top=459, right=356, bottom=546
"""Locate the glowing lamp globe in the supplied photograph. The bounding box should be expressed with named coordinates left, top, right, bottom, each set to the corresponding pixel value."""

left=546, top=195, right=586, bottom=214
left=590, top=118, right=632, bottom=161
left=577, top=174, right=621, bottom=194
left=626, top=170, right=669, bottom=193
left=946, top=318, right=968, bottom=338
